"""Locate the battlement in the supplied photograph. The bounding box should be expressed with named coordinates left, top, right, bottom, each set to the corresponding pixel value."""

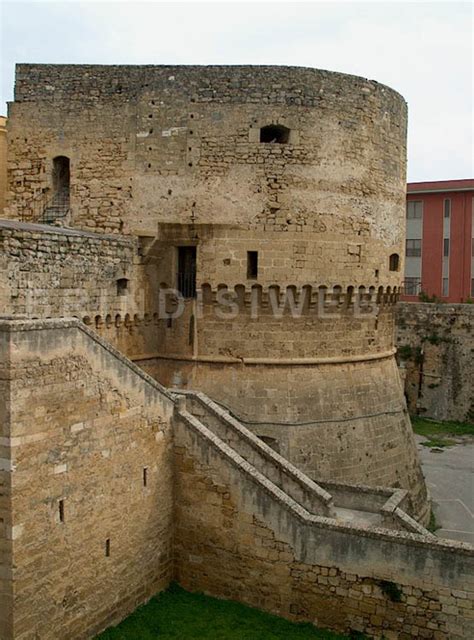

left=197, top=282, right=401, bottom=311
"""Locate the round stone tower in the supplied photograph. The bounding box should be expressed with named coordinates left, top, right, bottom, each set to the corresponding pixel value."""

left=8, top=64, right=429, bottom=522
left=130, top=66, right=428, bottom=523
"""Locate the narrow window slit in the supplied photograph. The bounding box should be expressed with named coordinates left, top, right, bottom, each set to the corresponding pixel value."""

left=59, top=499, right=65, bottom=523
left=247, top=251, right=258, bottom=279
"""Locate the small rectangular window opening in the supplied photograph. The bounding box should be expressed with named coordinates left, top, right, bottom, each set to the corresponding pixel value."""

left=143, top=467, right=148, bottom=487
left=59, top=499, right=65, bottom=523
left=117, top=278, right=128, bottom=296
left=443, top=238, right=450, bottom=257
left=105, top=539, right=111, bottom=557
left=444, top=199, right=451, bottom=218
left=247, top=251, right=258, bottom=279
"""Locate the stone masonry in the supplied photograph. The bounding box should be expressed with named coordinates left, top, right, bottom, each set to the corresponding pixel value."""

left=396, top=302, right=474, bottom=423
left=4, top=64, right=429, bottom=522
left=0, top=64, right=465, bottom=639
left=0, top=318, right=473, bottom=640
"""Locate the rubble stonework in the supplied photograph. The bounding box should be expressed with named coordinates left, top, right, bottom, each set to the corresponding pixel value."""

left=396, top=302, right=474, bottom=423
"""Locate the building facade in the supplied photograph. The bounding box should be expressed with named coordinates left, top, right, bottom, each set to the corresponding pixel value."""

left=403, top=179, right=474, bottom=302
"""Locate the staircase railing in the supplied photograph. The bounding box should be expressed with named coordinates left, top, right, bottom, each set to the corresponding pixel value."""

left=40, top=189, right=70, bottom=224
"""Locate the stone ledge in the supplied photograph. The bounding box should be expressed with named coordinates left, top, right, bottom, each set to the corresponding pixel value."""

left=177, top=407, right=474, bottom=555
left=0, top=316, right=174, bottom=404
left=135, top=349, right=397, bottom=366
left=0, top=218, right=135, bottom=244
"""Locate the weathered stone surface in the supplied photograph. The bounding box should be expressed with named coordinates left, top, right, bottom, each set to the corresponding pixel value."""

left=0, top=318, right=473, bottom=640
left=396, top=303, right=474, bottom=423
left=3, top=64, right=428, bottom=519
left=0, top=319, right=174, bottom=640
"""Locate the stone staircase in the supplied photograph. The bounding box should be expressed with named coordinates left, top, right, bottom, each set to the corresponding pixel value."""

left=172, top=389, right=431, bottom=535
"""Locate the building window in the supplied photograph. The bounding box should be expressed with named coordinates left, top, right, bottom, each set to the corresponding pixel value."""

left=177, top=246, right=197, bottom=299
left=444, top=198, right=451, bottom=218
left=406, top=239, right=422, bottom=257
left=442, top=278, right=449, bottom=297
left=259, top=124, right=290, bottom=144
left=406, top=201, right=422, bottom=219
left=247, top=251, right=258, bottom=279
left=443, top=238, right=450, bottom=257
left=389, top=253, right=400, bottom=272
left=404, top=278, right=421, bottom=296
left=116, top=278, right=128, bottom=296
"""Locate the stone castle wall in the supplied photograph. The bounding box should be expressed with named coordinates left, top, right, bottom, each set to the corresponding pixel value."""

left=7, top=64, right=406, bottom=290
left=0, top=220, right=137, bottom=317
left=174, top=401, right=474, bottom=640
left=396, top=302, right=474, bottom=423
left=0, top=319, right=175, bottom=639
left=3, top=65, right=428, bottom=521
left=0, top=116, right=7, bottom=214
left=1, top=318, right=473, bottom=640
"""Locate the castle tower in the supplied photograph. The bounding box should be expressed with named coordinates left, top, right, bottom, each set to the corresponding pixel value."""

left=6, top=64, right=428, bottom=521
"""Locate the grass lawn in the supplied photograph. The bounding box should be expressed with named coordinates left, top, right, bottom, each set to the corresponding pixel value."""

left=96, top=583, right=352, bottom=639
left=411, top=416, right=474, bottom=448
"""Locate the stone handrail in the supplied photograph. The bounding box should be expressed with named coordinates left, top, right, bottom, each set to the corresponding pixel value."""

left=0, top=316, right=174, bottom=404
left=174, top=390, right=334, bottom=517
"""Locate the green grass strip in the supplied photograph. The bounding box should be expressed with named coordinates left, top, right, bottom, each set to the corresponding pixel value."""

left=97, top=583, right=353, bottom=639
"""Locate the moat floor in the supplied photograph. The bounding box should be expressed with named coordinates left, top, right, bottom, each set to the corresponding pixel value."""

left=96, top=584, right=351, bottom=639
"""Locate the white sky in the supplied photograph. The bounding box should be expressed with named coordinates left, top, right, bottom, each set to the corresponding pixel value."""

left=1, top=0, right=472, bottom=181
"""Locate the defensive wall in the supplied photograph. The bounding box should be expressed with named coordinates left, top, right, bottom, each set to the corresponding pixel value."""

left=0, top=317, right=472, bottom=640
left=0, top=318, right=175, bottom=639
left=0, top=218, right=428, bottom=521
left=396, top=302, right=474, bottom=423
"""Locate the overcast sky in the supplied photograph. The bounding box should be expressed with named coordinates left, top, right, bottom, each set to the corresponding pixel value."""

left=1, top=1, right=472, bottom=181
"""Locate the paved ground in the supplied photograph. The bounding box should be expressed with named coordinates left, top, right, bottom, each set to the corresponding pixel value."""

left=416, top=436, right=474, bottom=544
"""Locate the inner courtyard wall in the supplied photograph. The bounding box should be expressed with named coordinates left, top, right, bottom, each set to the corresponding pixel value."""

left=0, top=318, right=175, bottom=640
left=1, top=317, right=472, bottom=640
left=0, top=328, right=13, bottom=639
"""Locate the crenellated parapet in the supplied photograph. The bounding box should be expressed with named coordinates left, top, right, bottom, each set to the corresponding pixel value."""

left=197, top=282, right=401, bottom=313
